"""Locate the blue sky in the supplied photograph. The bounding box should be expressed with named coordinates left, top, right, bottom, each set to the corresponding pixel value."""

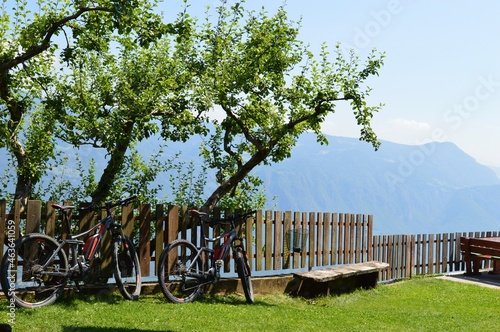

left=167, top=0, right=500, bottom=167
left=5, top=0, right=499, bottom=166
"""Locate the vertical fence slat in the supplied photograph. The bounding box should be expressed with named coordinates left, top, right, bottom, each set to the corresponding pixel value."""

left=331, top=213, right=338, bottom=265
left=154, top=204, right=164, bottom=272
left=13, top=199, right=21, bottom=239
left=387, top=235, right=393, bottom=280
left=265, top=210, right=273, bottom=271
left=138, top=204, right=151, bottom=276
left=308, top=212, right=315, bottom=271
left=367, top=215, right=373, bottom=262
left=338, top=214, right=345, bottom=264
left=255, top=210, right=263, bottom=271
left=121, top=203, right=135, bottom=239
left=322, top=212, right=331, bottom=266
left=245, top=213, right=254, bottom=270
left=45, top=201, right=56, bottom=237
left=293, top=211, right=301, bottom=269
left=442, top=233, right=449, bottom=273
left=300, top=212, right=307, bottom=269
left=273, top=211, right=283, bottom=271
left=355, top=214, right=361, bottom=263
left=316, top=212, right=323, bottom=266
left=428, top=234, right=435, bottom=274
left=283, top=211, right=292, bottom=269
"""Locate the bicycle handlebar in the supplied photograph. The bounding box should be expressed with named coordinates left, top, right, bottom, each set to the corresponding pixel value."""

left=78, top=196, right=137, bottom=212
left=188, top=209, right=256, bottom=225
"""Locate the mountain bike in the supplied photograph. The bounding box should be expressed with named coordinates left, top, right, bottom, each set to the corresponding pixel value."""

left=157, top=209, right=255, bottom=304
left=0, top=196, right=141, bottom=308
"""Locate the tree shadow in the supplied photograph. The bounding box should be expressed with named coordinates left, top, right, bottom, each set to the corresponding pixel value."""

left=62, top=327, right=171, bottom=332
left=194, top=293, right=274, bottom=306
left=56, top=287, right=124, bottom=307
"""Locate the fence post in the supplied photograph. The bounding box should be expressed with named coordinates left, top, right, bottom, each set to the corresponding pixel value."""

left=139, top=203, right=151, bottom=276
left=322, top=212, right=331, bottom=266
left=13, top=199, right=21, bottom=239
left=367, top=214, right=373, bottom=262
left=166, top=205, right=179, bottom=246
left=331, top=213, right=338, bottom=265
left=273, top=211, right=283, bottom=271
left=26, top=200, right=41, bottom=234
left=265, top=210, right=273, bottom=271
left=255, top=209, right=263, bottom=271
left=154, top=204, right=164, bottom=269
left=308, top=212, right=315, bottom=271
left=283, top=211, right=292, bottom=269
left=46, top=201, right=57, bottom=237
left=245, top=211, right=255, bottom=270
left=316, top=212, right=323, bottom=267
left=121, top=202, right=135, bottom=239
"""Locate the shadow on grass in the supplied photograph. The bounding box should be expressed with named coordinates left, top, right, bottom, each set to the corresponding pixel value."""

left=194, top=293, right=274, bottom=306
left=56, top=287, right=126, bottom=307
left=62, top=327, right=171, bottom=332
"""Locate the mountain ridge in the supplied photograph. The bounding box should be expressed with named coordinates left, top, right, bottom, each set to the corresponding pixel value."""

left=2, top=133, right=498, bottom=235
left=254, top=134, right=500, bottom=234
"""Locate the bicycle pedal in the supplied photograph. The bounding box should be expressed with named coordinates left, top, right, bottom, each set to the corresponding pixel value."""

left=215, top=259, right=223, bottom=267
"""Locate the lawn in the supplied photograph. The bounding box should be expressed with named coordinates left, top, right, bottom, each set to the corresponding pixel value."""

left=3, top=277, right=500, bottom=332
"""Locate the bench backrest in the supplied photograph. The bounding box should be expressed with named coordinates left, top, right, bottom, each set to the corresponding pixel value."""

left=460, top=236, right=500, bottom=257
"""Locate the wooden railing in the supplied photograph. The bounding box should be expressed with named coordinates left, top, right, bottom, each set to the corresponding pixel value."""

left=1, top=200, right=498, bottom=282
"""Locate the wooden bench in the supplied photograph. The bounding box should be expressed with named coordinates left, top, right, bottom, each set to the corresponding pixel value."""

left=289, top=261, right=389, bottom=298
left=460, top=236, right=500, bottom=275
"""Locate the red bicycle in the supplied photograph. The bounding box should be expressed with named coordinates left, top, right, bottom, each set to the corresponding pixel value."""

left=157, top=210, right=255, bottom=303
left=1, top=197, right=141, bottom=308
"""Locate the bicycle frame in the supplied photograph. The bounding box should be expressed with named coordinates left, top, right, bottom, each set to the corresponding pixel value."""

left=186, top=213, right=247, bottom=282
left=157, top=209, right=255, bottom=303
left=2, top=196, right=141, bottom=308
left=43, top=206, right=122, bottom=280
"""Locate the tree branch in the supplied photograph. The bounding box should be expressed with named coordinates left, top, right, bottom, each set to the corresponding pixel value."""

left=220, top=101, right=263, bottom=150
left=0, top=6, right=113, bottom=73
left=286, top=95, right=350, bottom=130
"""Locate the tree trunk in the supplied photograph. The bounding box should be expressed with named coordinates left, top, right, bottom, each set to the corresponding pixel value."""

left=1, top=71, right=30, bottom=212
left=202, top=148, right=270, bottom=212
left=90, top=122, right=134, bottom=204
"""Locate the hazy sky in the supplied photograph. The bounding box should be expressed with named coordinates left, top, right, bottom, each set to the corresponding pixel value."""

left=168, top=0, right=500, bottom=167
left=7, top=1, right=499, bottom=166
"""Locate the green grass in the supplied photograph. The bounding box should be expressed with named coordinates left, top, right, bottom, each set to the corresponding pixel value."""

left=5, top=278, right=500, bottom=332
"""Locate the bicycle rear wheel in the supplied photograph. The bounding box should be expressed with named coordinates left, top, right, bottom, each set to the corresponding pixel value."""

left=234, top=246, right=254, bottom=303
left=157, top=239, right=205, bottom=303
left=113, top=236, right=141, bottom=300
left=0, top=233, right=68, bottom=308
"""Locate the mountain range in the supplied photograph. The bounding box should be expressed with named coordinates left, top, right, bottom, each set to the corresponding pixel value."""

left=254, top=133, right=500, bottom=235
left=2, top=133, right=499, bottom=235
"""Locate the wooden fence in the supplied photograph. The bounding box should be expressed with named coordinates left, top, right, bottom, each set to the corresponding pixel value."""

left=1, top=200, right=499, bottom=282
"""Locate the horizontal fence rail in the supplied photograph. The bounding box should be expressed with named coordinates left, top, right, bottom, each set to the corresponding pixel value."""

left=1, top=200, right=499, bottom=284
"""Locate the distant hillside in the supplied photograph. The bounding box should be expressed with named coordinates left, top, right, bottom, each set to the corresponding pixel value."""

left=490, top=166, right=500, bottom=180
left=254, top=134, right=500, bottom=235
left=2, top=133, right=499, bottom=235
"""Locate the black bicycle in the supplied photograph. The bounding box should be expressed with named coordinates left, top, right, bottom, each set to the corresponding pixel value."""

left=0, top=196, right=141, bottom=308
left=157, top=210, right=255, bottom=304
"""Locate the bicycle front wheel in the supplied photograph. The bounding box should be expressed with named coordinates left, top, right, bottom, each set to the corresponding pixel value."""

left=157, top=239, right=205, bottom=303
left=234, top=246, right=254, bottom=304
left=0, top=233, right=69, bottom=308
left=113, top=236, right=141, bottom=300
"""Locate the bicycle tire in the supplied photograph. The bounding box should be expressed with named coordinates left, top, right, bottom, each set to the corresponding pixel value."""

left=0, top=233, right=68, bottom=308
left=157, top=239, right=205, bottom=303
left=234, top=246, right=254, bottom=304
left=113, top=236, right=141, bottom=300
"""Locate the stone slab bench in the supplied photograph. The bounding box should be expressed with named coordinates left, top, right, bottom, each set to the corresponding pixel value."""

left=289, top=261, right=389, bottom=298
